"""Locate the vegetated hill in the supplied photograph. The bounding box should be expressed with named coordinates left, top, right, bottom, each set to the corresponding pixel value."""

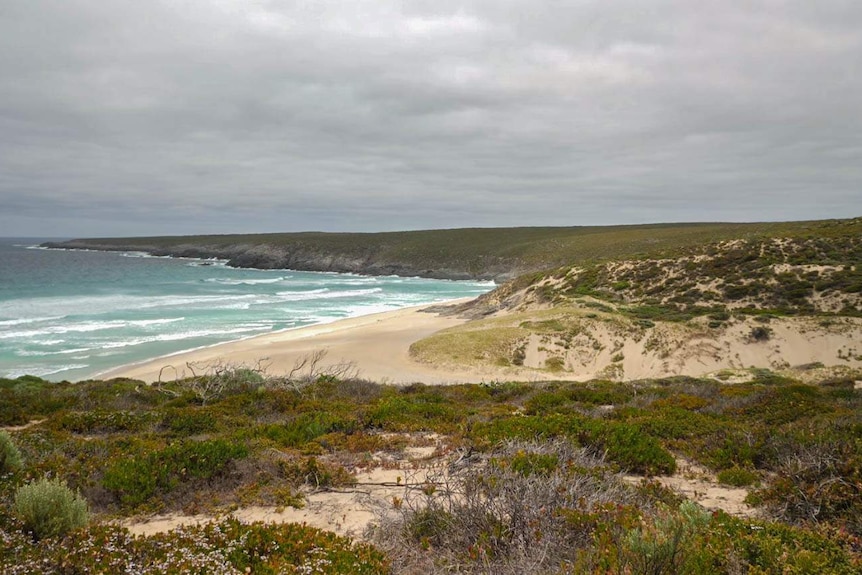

left=472, top=216, right=862, bottom=316
left=411, top=217, right=862, bottom=380
left=41, top=218, right=858, bottom=281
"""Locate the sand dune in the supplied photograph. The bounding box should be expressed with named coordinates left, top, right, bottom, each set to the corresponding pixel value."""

left=102, top=298, right=862, bottom=386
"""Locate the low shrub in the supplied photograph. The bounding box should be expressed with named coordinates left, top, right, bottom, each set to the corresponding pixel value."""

left=373, top=440, right=635, bottom=573
left=544, top=356, right=567, bottom=371
left=749, top=326, right=773, bottom=341
left=0, top=430, right=23, bottom=473
left=103, top=439, right=248, bottom=508
left=738, top=384, right=832, bottom=426
left=601, top=423, right=677, bottom=476
left=475, top=415, right=676, bottom=475
left=163, top=407, right=219, bottom=436
left=717, top=466, right=759, bottom=487
left=501, top=451, right=560, bottom=477
left=524, top=390, right=571, bottom=415
left=0, top=518, right=388, bottom=574
left=751, top=439, right=862, bottom=536
left=14, top=477, right=89, bottom=539
left=282, top=412, right=358, bottom=446
left=278, top=456, right=356, bottom=489
left=367, top=394, right=457, bottom=432
left=52, top=410, right=156, bottom=434
left=620, top=501, right=711, bottom=575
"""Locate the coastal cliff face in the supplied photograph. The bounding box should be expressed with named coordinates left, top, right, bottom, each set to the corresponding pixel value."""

left=43, top=239, right=518, bottom=281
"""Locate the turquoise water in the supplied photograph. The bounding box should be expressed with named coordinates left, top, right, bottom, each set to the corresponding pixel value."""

left=0, top=239, right=493, bottom=381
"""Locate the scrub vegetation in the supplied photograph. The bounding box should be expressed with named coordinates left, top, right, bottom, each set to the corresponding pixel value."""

left=1, top=368, right=860, bottom=573
left=474, top=217, right=862, bottom=316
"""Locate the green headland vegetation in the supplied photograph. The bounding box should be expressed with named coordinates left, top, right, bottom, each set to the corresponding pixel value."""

left=43, top=217, right=861, bottom=281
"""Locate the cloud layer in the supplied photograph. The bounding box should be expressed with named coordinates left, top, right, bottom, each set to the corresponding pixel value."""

left=1, top=1, right=860, bottom=237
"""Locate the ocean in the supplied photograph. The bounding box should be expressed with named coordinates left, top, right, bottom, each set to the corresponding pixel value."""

left=0, top=238, right=493, bottom=382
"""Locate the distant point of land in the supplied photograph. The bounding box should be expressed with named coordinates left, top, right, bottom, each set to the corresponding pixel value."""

left=42, top=217, right=862, bottom=281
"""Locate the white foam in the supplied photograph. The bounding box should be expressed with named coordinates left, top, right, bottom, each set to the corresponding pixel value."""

left=187, top=260, right=228, bottom=268
left=204, top=276, right=290, bottom=285
left=0, top=293, right=260, bottom=318
left=30, top=339, right=66, bottom=346
left=119, top=251, right=157, bottom=258
left=99, top=325, right=274, bottom=349
left=0, top=317, right=184, bottom=340
left=3, top=364, right=90, bottom=378
left=0, top=316, right=65, bottom=327
left=0, top=320, right=129, bottom=340
left=15, top=347, right=93, bottom=357
left=274, top=287, right=382, bottom=301
left=127, top=318, right=185, bottom=327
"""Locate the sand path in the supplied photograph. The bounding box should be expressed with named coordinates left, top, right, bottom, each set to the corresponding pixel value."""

left=624, top=457, right=757, bottom=518
left=122, top=466, right=409, bottom=539
left=123, top=443, right=446, bottom=539
left=124, top=452, right=757, bottom=539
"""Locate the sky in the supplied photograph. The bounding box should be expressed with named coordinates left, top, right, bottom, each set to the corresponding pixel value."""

left=1, top=1, right=860, bottom=238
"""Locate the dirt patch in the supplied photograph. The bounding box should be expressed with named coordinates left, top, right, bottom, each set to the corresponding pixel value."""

left=625, top=458, right=758, bottom=518
left=123, top=434, right=453, bottom=539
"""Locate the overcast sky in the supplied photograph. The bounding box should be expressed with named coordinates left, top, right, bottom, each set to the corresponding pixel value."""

left=1, top=1, right=860, bottom=238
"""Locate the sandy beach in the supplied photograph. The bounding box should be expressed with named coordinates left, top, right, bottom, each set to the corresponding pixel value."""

left=100, top=299, right=491, bottom=385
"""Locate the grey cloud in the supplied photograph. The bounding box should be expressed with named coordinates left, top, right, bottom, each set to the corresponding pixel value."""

left=0, top=1, right=860, bottom=238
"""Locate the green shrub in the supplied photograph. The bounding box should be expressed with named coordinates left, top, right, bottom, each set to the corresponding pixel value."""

left=14, top=477, right=89, bottom=539
left=475, top=415, right=676, bottom=475
left=53, top=410, right=156, bottom=434
left=367, top=393, right=457, bottom=432
left=568, top=381, right=634, bottom=405
left=0, top=518, right=388, bottom=574
left=276, top=412, right=358, bottom=447
left=524, top=391, right=570, bottom=414
left=739, top=385, right=831, bottom=426
left=717, top=467, right=759, bottom=487
left=279, top=456, right=356, bottom=489
left=103, top=439, right=248, bottom=508
left=0, top=430, right=23, bottom=473
left=751, top=439, right=862, bottom=536
left=506, top=451, right=559, bottom=476
left=624, top=305, right=696, bottom=323
left=621, top=501, right=711, bottom=575
left=750, top=326, right=773, bottom=341
left=163, top=407, right=218, bottom=436
left=602, top=423, right=677, bottom=476
left=545, top=356, right=566, bottom=371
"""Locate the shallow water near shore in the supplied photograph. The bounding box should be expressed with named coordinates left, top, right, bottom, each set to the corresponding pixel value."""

left=0, top=238, right=493, bottom=381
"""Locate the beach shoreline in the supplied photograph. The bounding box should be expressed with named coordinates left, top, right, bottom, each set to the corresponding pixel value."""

left=98, top=297, right=493, bottom=385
